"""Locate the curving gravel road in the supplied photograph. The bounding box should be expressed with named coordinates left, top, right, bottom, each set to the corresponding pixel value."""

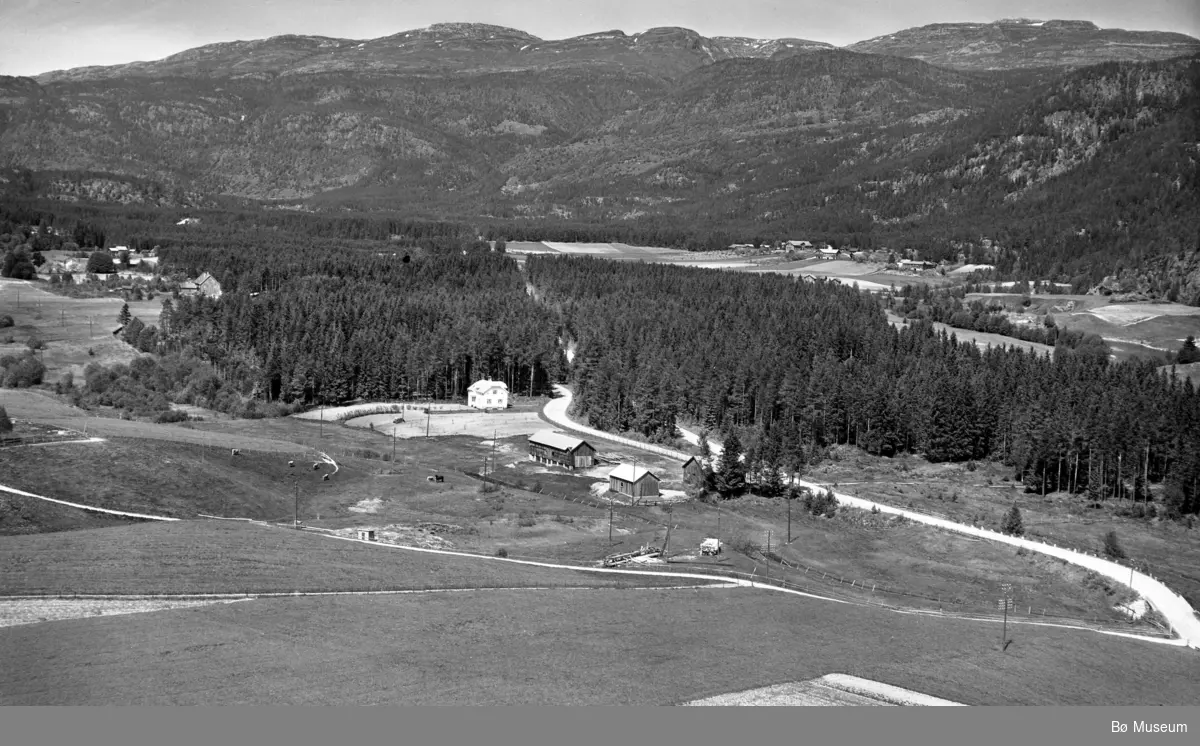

left=543, top=385, right=1200, bottom=649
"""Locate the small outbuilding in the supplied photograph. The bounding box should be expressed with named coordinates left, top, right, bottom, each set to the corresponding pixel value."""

left=468, top=379, right=509, bottom=410
left=356, top=529, right=376, bottom=542
left=608, top=464, right=660, bottom=499
left=681, top=456, right=705, bottom=485
left=528, top=430, right=596, bottom=469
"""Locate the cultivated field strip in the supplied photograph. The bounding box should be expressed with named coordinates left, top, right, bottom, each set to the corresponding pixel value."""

left=541, top=386, right=1200, bottom=650
left=0, top=584, right=735, bottom=629
left=307, top=529, right=1190, bottom=648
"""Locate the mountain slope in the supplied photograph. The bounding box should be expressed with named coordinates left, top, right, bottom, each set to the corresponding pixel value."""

left=34, top=23, right=833, bottom=84
left=2, top=22, right=1197, bottom=295
left=848, top=19, right=1200, bottom=71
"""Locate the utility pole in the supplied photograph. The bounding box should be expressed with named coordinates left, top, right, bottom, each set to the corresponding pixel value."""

left=999, top=583, right=1013, bottom=649
left=392, top=427, right=397, bottom=466
left=426, top=408, right=431, bottom=438
left=767, top=530, right=771, bottom=555
left=608, top=494, right=614, bottom=544
left=293, top=476, right=300, bottom=529
left=787, top=493, right=792, bottom=543
left=491, top=429, right=498, bottom=475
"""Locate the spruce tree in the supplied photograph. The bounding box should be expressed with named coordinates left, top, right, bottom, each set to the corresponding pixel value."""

left=1001, top=505, right=1024, bottom=536
left=118, top=303, right=131, bottom=326
left=1177, top=336, right=1200, bottom=365
left=1102, top=530, right=1126, bottom=559
left=715, top=430, right=746, bottom=498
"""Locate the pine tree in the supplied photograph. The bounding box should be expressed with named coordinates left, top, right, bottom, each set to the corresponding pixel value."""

left=1001, top=505, right=1024, bottom=536
left=118, top=303, right=131, bottom=326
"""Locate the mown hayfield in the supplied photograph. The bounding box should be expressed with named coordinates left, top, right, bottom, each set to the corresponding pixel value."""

left=0, top=438, right=312, bottom=529
left=0, top=277, right=162, bottom=382
left=0, top=389, right=308, bottom=452
left=0, top=520, right=692, bottom=596
left=886, top=311, right=1054, bottom=356
left=2, top=584, right=1198, bottom=705
left=813, top=448, right=1200, bottom=612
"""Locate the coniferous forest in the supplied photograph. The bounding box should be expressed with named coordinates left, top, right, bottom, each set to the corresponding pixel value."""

left=526, top=256, right=1200, bottom=517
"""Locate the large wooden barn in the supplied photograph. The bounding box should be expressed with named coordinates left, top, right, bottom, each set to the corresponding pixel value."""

left=608, top=464, right=660, bottom=499
left=528, top=430, right=597, bottom=470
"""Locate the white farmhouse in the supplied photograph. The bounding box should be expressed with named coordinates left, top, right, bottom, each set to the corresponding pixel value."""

left=468, top=379, right=508, bottom=410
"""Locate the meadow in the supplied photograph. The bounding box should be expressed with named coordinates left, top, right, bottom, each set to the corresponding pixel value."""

left=0, top=520, right=691, bottom=596
left=0, top=276, right=162, bottom=383
left=3, top=584, right=1198, bottom=705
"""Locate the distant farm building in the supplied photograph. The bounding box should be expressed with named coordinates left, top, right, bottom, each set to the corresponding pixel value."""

left=819, top=246, right=839, bottom=258
left=788, top=240, right=813, bottom=249
left=179, top=272, right=223, bottom=299
left=898, top=259, right=936, bottom=270
left=608, top=464, right=660, bottom=499
left=356, top=529, right=376, bottom=542
left=468, top=379, right=509, bottom=410
left=681, top=456, right=705, bottom=485
left=528, top=430, right=596, bottom=470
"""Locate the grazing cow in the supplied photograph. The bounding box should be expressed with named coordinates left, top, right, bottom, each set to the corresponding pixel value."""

left=231, top=449, right=240, bottom=456
left=313, top=463, right=321, bottom=470
left=288, top=461, right=295, bottom=468
left=322, top=474, right=330, bottom=481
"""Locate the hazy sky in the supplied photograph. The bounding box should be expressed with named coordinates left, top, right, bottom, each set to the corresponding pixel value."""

left=2, top=0, right=1198, bottom=76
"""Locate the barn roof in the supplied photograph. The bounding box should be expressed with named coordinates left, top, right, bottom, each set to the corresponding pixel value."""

left=469, top=379, right=508, bottom=394
left=528, top=429, right=591, bottom=452
left=609, top=464, right=659, bottom=483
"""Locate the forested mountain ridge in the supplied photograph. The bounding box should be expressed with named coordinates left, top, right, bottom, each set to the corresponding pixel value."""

left=1, top=20, right=1197, bottom=292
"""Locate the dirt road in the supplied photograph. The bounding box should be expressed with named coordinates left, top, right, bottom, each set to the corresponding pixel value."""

left=542, top=385, right=1200, bottom=650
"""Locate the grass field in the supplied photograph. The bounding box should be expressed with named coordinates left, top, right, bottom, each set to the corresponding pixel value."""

left=811, top=447, right=1200, bottom=611
left=887, top=311, right=1054, bottom=357
left=0, top=276, right=162, bottom=383
left=0, top=520, right=692, bottom=596
left=964, top=293, right=1200, bottom=363
left=2, top=584, right=1198, bottom=705
left=0, top=414, right=1162, bottom=624
left=0, top=389, right=309, bottom=452
left=0, top=437, right=313, bottom=529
